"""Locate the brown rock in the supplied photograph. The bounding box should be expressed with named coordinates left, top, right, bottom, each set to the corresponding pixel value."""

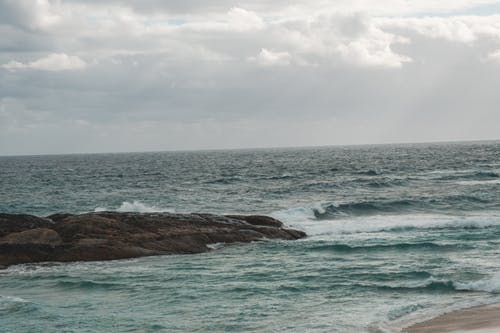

left=0, top=212, right=306, bottom=267
left=0, top=214, right=54, bottom=237
left=0, top=228, right=62, bottom=246
left=226, top=215, right=284, bottom=228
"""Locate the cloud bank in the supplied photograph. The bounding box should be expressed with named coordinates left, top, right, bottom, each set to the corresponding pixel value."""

left=0, top=0, right=499, bottom=154
left=2, top=53, right=87, bottom=71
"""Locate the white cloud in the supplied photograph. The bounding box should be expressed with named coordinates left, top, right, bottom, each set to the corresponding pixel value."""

left=335, top=19, right=412, bottom=68
left=487, top=49, right=500, bottom=62
left=401, top=18, right=476, bottom=43
left=379, top=15, right=500, bottom=43
left=253, top=48, right=292, bottom=66
left=2, top=53, right=87, bottom=71
left=227, top=7, right=265, bottom=31
left=178, top=7, right=265, bottom=32
left=44, top=0, right=500, bottom=18
left=336, top=37, right=412, bottom=68
left=271, top=14, right=412, bottom=68
left=0, top=0, right=63, bottom=31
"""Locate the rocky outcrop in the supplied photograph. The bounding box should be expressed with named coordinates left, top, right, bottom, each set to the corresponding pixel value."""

left=0, top=212, right=306, bottom=268
left=0, top=228, right=62, bottom=246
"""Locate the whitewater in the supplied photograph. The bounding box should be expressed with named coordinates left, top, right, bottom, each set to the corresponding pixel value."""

left=1, top=141, right=499, bottom=332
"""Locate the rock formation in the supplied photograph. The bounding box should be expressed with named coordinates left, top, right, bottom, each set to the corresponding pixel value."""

left=0, top=212, right=306, bottom=268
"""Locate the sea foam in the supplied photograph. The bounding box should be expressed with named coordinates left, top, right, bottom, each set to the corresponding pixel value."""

left=94, top=200, right=174, bottom=213
left=455, top=273, right=500, bottom=293
left=272, top=208, right=500, bottom=237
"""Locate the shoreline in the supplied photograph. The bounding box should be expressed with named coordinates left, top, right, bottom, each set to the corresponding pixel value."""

left=403, top=303, right=500, bottom=333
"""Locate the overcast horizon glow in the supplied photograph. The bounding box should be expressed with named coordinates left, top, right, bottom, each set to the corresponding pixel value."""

left=1, top=0, right=499, bottom=155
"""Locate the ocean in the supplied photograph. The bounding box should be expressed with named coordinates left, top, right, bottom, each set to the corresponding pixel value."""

left=1, top=141, right=499, bottom=332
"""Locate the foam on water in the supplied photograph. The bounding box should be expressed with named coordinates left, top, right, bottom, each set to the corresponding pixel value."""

left=206, top=242, right=226, bottom=250
left=456, top=273, right=500, bottom=293
left=94, top=200, right=174, bottom=213
left=457, top=179, right=500, bottom=186
left=0, top=295, right=28, bottom=304
left=273, top=208, right=500, bottom=237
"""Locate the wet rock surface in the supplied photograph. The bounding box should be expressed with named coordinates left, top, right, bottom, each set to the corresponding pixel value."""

left=0, top=212, right=306, bottom=267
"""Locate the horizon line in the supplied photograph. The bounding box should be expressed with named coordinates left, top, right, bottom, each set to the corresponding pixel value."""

left=1, top=137, right=499, bottom=158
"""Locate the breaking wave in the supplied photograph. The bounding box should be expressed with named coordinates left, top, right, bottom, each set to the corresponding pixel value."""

left=0, top=295, right=37, bottom=314
left=272, top=195, right=496, bottom=224
left=455, top=273, right=500, bottom=293
left=357, top=275, right=500, bottom=294
left=94, top=201, right=174, bottom=213
left=272, top=208, right=500, bottom=236
left=374, top=280, right=458, bottom=293
left=312, top=201, right=416, bottom=218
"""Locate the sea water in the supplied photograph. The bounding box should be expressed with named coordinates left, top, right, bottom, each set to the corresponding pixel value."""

left=0, top=141, right=499, bottom=332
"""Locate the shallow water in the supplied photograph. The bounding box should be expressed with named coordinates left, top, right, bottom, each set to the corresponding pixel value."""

left=1, top=141, right=499, bottom=332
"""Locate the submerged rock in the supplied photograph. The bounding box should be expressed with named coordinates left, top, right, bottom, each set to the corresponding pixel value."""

left=0, top=212, right=306, bottom=267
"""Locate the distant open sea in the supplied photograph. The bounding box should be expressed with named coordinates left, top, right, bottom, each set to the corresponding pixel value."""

left=1, top=141, right=500, bottom=332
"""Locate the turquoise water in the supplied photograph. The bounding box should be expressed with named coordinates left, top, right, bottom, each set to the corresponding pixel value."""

left=1, top=141, right=500, bottom=332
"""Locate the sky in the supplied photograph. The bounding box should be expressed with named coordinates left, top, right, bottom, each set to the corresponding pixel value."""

left=0, top=0, right=499, bottom=155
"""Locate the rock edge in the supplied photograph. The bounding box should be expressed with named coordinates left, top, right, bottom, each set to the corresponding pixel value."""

left=0, top=212, right=306, bottom=268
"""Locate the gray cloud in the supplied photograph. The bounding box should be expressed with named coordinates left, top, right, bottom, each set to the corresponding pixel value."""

left=1, top=0, right=500, bottom=155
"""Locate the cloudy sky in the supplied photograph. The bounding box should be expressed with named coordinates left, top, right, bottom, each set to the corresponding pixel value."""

left=1, top=0, right=499, bottom=155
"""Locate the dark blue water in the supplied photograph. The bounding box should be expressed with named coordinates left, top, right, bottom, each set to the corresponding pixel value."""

left=1, top=141, right=499, bottom=332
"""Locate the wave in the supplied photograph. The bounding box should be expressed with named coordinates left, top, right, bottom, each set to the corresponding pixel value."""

left=0, top=295, right=28, bottom=304
left=374, top=280, right=458, bottom=293
left=367, top=180, right=408, bottom=188
left=94, top=201, right=174, bottom=213
left=349, top=177, right=410, bottom=188
left=358, top=276, right=500, bottom=294
left=456, top=179, right=500, bottom=186
left=258, top=173, right=295, bottom=180
left=312, top=201, right=416, bottom=219
left=223, top=277, right=496, bottom=298
left=204, top=173, right=296, bottom=184
left=355, top=271, right=433, bottom=281
left=462, top=171, right=498, bottom=179
left=272, top=210, right=500, bottom=236
left=308, top=241, right=467, bottom=253
left=273, top=173, right=295, bottom=180
left=279, top=200, right=416, bottom=221
left=379, top=274, right=500, bottom=294
left=386, top=303, right=425, bottom=321
left=273, top=194, right=496, bottom=224
left=206, top=242, right=225, bottom=250
left=203, top=176, right=244, bottom=184
left=455, top=273, right=500, bottom=293
left=55, top=280, right=124, bottom=290
left=356, top=170, right=381, bottom=176
left=0, top=295, right=37, bottom=314
left=436, top=170, right=499, bottom=181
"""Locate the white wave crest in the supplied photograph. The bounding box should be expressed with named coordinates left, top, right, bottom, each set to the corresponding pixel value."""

left=271, top=207, right=500, bottom=237
left=271, top=206, right=320, bottom=222
left=94, top=201, right=174, bottom=213
left=456, top=179, right=500, bottom=186
left=0, top=295, right=28, bottom=304
left=455, top=273, right=500, bottom=293
left=206, top=243, right=226, bottom=250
